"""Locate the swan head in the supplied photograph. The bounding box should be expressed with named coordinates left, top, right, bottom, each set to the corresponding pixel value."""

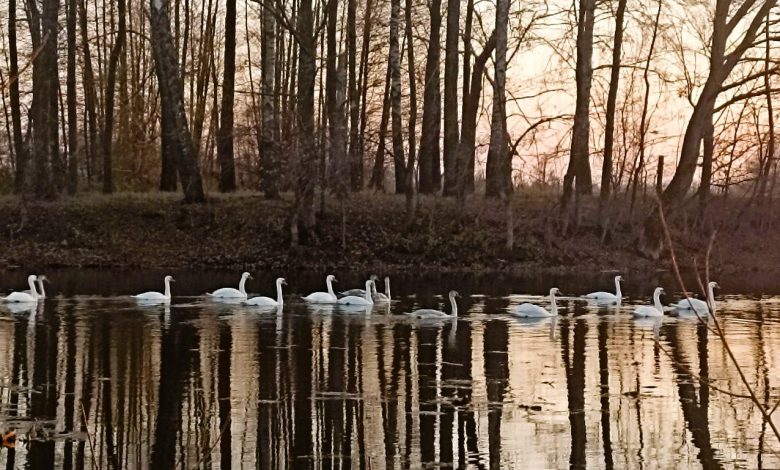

left=164, top=275, right=175, bottom=283
left=370, top=274, right=379, bottom=282
left=550, top=287, right=562, bottom=296
left=327, top=274, right=337, bottom=283
left=241, top=272, right=253, bottom=280
left=448, top=290, right=460, bottom=299
left=654, top=287, right=665, bottom=296
left=27, top=275, right=37, bottom=283
left=709, top=281, right=719, bottom=290
left=277, top=277, right=287, bottom=285
left=37, top=275, right=49, bottom=283
left=616, top=275, right=625, bottom=283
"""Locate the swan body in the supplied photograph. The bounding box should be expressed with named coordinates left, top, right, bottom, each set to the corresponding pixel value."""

left=22, top=275, right=48, bottom=298
left=675, top=282, right=718, bottom=315
left=340, top=275, right=378, bottom=298
left=584, top=275, right=624, bottom=304
left=245, top=278, right=286, bottom=307
left=133, top=275, right=174, bottom=303
left=338, top=280, right=375, bottom=307
left=409, top=290, right=459, bottom=319
left=633, top=287, right=665, bottom=317
left=513, top=288, right=561, bottom=318
left=207, top=272, right=252, bottom=299
left=3, top=275, right=39, bottom=303
left=304, top=275, right=339, bottom=303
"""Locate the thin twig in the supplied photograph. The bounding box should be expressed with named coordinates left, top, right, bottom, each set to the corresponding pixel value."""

left=80, top=400, right=96, bottom=470
left=655, top=197, right=780, bottom=444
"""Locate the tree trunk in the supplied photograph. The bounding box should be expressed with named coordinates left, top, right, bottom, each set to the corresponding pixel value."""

left=102, top=0, right=126, bottom=194
left=457, top=32, right=496, bottom=203
left=66, top=0, right=78, bottom=194
left=261, top=3, right=279, bottom=198
left=442, top=0, right=460, bottom=195
left=291, top=0, right=317, bottom=245
left=389, top=0, right=406, bottom=194
left=150, top=0, right=206, bottom=203
left=460, top=0, right=476, bottom=194
left=404, top=0, right=418, bottom=219
left=327, top=0, right=348, bottom=198
left=370, top=61, right=392, bottom=190
left=418, top=0, right=442, bottom=194
left=561, top=0, right=595, bottom=207
left=357, top=0, right=375, bottom=188
left=600, top=0, right=627, bottom=203
left=346, top=0, right=362, bottom=189
left=485, top=0, right=509, bottom=198
left=8, top=0, right=27, bottom=193
left=698, top=118, right=714, bottom=216
left=217, top=0, right=237, bottom=192
left=79, top=0, right=99, bottom=187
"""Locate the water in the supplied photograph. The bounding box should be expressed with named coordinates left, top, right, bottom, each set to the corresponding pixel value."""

left=0, top=269, right=777, bottom=469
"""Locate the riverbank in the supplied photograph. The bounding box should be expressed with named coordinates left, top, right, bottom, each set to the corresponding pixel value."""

left=0, top=191, right=775, bottom=277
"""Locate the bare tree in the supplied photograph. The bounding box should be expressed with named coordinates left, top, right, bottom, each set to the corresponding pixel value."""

left=261, top=2, right=279, bottom=198
left=442, top=0, right=459, bottom=195
left=562, top=0, right=596, bottom=207
left=419, top=0, right=442, bottom=194
left=485, top=0, right=510, bottom=198
left=217, top=0, right=238, bottom=192
left=389, top=0, right=406, bottom=194
left=600, top=0, right=627, bottom=205
left=149, top=0, right=206, bottom=203
left=102, top=0, right=127, bottom=194
left=8, top=0, right=26, bottom=193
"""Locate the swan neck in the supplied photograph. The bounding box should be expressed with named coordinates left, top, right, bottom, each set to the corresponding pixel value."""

left=385, top=279, right=391, bottom=299
left=164, top=279, right=171, bottom=298
left=707, top=284, right=716, bottom=311
left=276, top=280, right=284, bottom=305
left=38, top=280, right=46, bottom=298
left=615, top=278, right=622, bottom=298
left=239, top=276, right=247, bottom=295
left=28, top=278, right=38, bottom=299
left=550, top=291, right=558, bottom=312
left=653, top=290, right=662, bottom=311
left=326, top=278, right=335, bottom=297
left=450, top=295, right=458, bottom=317
left=365, top=282, right=373, bottom=303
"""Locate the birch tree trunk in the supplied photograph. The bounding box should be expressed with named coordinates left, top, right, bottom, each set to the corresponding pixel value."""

left=261, top=4, right=279, bottom=198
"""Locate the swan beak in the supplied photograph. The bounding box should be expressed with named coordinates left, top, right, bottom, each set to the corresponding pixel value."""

left=171, top=278, right=176, bottom=283
left=282, top=280, right=288, bottom=285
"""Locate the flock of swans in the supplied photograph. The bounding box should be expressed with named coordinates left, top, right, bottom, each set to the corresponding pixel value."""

left=0, top=273, right=718, bottom=320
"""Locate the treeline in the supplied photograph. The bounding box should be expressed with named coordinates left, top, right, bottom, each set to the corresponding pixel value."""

left=0, top=0, right=778, bottom=251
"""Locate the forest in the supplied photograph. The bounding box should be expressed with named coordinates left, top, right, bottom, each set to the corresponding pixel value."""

left=0, top=0, right=778, bottom=266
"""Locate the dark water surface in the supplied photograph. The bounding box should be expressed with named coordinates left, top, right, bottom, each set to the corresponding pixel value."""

left=0, top=269, right=777, bottom=469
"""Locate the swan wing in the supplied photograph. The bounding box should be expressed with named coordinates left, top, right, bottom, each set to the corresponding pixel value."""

left=3, top=292, right=37, bottom=303
left=339, top=289, right=366, bottom=297
left=513, top=303, right=550, bottom=318
left=633, top=306, right=662, bottom=317
left=208, top=288, right=245, bottom=298
left=245, top=296, right=278, bottom=306
left=134, top=291, right=167, bottom=300
left=304, top=292, right=338, bottom=303
left=676, top=298, right=707, bottom=311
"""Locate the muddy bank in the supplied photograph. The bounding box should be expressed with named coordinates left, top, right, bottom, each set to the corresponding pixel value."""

left=0, top=192, right=774, bottom=278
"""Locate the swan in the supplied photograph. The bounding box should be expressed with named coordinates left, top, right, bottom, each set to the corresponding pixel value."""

left=584, top=275, right=624, bottom=305
left=303, top=274, right=339, bottom=303
left=674, top=281, right=719, bottom=315
left=372, top=276, right=391, bottom=302
left=633, top=287, right=665, bottom=317
left=133, top=275, right=174, bottom=303
left=245, top=277, right=287, bottom=307
left=408, top=290, right=460, bottom=319
left=2, top=275, right=39, bottom=303
left=22, top=275, right=48, bottom=298
left=207, top=272, right=252, bottom=299
left=340, top=275, right=379, bottom=297
left=338, top=280, right=374, bottom=306
left=513, top=288, right=561, bottom=318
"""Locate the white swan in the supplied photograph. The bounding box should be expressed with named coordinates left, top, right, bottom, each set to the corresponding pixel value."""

left=584, top=275, right=623, bottom=305
left=207, top=272, right=252, bottom=299
left=340, top=275, right=379, bottom=297
left=674, top=281, right=718, bottom=315
left=22, top=275, right=48, bottom=298
left=304, top=274, right=339, bottom=303
left=133, top=275, right=174, bottom=303
left=245, top=277, right=287, bottom=307
left=409, top=290, right=460, bottom=319
left=633, top=287, right=665, bottom=317
left=2, top=275, right=39, bottom=303
left=338, top=280, right=374, bottom=306
left=513, top=288, right=561, bottom=318
left=372, top=276, right=391, bottom=302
